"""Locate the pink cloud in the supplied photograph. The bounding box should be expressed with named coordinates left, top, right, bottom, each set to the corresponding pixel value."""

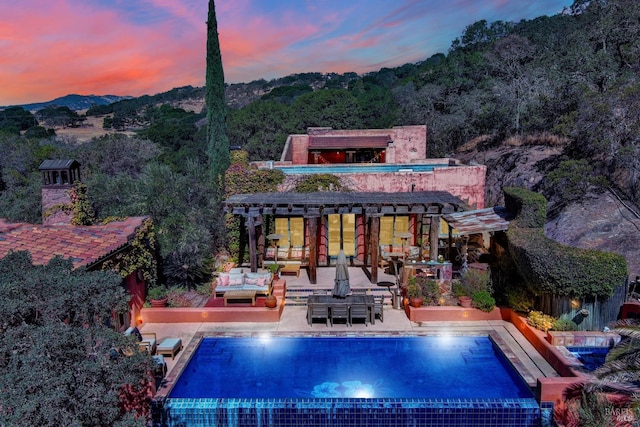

left=0, top=0, right=573, bottom=105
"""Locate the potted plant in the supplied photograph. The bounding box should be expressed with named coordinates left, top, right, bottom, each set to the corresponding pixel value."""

left=268, top=263, right=280, bottom=280
left=147, top=286, right=169, bottom=307
left=406, top=278, right=423, bottom=307
left=452, top=281, right=472, bottom=308
left=265, top=294, right=278, bottom=309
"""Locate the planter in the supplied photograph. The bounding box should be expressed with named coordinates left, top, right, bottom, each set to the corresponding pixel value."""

left=265, top=295, right=278, bottom=309
left=150, top=297, right=168, bottom=308
left=459, top=296, right=472, bottom=308
left=409, top=297, right=424, bottom=308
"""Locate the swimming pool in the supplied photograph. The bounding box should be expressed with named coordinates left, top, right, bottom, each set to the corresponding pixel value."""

left=169, top=336, right=531, bottom=399
left=157, top=334, right=541, bottom=426
left=274, top=164, right=448, bottom=174
left=567, top=346, right=609, bottom=371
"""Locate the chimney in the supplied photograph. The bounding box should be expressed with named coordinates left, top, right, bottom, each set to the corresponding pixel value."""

left=39, top=159, right=81, bottom=226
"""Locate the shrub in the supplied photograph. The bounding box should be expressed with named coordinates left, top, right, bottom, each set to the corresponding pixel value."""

left=552, top=318, right=578, bottom=331
left=147, top=286, right=168, bottom=301
left=505, top=286, right=534, bottom=313
left=505, top=187, right=628, bottom=298
left=420, top=278, right=440, bottom=306
left=294, top=173, right=346, bottom=192
left=406, top=279, right=422, bottom=299
left=527, top=310, right=556, bottom=332
left=452, top=280, right=468, bottom=297
left=472, top=290, right=495, bottom=312
left=503, top=186, right=547, bottom=228
left=460, top=268, right=492, bottom=295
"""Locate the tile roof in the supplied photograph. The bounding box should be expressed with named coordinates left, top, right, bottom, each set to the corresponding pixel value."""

left=308, top=135, right=391, bottom=149
left=0, top=216, right=149, bottom=269
left=443, top=207, right=513, bottom=235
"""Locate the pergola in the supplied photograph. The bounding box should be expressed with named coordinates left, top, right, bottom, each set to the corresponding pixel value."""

left=224, top=191, right=465, bottom=284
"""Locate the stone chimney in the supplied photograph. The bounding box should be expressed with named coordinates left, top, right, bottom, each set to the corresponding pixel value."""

left=39, top=159, right=81, bottom=226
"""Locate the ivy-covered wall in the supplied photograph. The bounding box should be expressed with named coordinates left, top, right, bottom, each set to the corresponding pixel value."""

left=224, top=151, right=285, bottom=263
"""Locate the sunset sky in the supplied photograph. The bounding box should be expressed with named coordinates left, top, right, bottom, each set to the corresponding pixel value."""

left=1, top=0, right=573, bottom=106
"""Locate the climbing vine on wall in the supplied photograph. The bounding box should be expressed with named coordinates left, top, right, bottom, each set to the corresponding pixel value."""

left=100, top=218, right=158, bottom=286
left=70, top=181, right=95, bottom=225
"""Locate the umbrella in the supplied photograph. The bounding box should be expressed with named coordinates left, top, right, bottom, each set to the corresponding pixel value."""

left=332, top=250, right=350, bottom=298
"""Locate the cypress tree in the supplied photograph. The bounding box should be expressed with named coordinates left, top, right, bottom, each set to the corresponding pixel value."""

left=206, top=0, right=230, bottom=199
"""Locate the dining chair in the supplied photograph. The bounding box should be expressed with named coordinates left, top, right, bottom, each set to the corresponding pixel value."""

left=373, top=295, right=384, bottom=323
left=329, top=303, right=350, bottom=326
left=349, top=303, right=369, bottom=326
left=307, top=303, right=329, bottom=326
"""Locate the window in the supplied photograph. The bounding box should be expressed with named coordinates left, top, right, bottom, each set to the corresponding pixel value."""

left=380, top=216, right=409, bottom=245
left=327, top=214, right=355, bottom=256
left=274, top=217, right=305, bottom=248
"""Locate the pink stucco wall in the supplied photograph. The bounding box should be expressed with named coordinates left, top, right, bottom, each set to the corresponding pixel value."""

left=284, top=126, right=428, bottom=165
left=280, top=164, right=486, bottom=209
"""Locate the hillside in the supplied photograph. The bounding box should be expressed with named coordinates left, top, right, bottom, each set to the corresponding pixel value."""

left=455, top=137, right=640, bottom=281
left=2, top=94, right=132, bottom=112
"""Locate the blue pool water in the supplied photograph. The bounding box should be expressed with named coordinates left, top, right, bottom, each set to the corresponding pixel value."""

left=160, top=336, right=541, bottom=426
left=274, top=164, right=448, bottom=174
left=168, top=336, right=532, bottom=399
left=567, top=346, right=609, bottom=371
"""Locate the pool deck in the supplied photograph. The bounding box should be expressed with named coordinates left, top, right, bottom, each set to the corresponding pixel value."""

left=144, top=310, right=559, bottom=394
left=143, top=266, right=561, bottom=400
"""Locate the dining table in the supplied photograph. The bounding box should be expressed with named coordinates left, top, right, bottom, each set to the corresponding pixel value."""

left=307, top=294, right=375, bottom=325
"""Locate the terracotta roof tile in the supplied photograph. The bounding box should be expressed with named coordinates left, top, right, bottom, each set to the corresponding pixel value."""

left=0, top=217, right=149, bottom=269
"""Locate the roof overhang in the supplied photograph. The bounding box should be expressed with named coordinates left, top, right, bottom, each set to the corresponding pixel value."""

left=442, top=207, right=513, bottom=235
left=224, top=191, right=465, bottom=217
left=308, top=135, right=391, bottom=150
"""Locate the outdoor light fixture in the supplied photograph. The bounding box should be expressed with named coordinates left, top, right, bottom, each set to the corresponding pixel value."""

left=570, top=299, right=581, bottom=310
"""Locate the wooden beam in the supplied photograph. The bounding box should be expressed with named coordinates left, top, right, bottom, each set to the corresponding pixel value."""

left=246, top=216, right=258, bottom=272
left=429, top=215, right=440, bottom=262
left=307, top=217, right=318, bottom=284
left=369, top=216, right=380, bottom=283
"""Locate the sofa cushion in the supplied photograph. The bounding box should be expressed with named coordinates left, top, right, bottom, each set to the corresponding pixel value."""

left=229, top=267, right=244, bottom=274
left=217, top=272, right=230, bottom=287
left=229, top=273, right=244, bottom=286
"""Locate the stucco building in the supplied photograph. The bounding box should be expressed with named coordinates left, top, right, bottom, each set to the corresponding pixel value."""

left=227, top=125, right=490, bottom=283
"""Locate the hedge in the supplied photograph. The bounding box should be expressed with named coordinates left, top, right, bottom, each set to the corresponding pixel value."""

left=503, top=186, right=547, bottom=228
left=505, top=187, right=628, bottom=298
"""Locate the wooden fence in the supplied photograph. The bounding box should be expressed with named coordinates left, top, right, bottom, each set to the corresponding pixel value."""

left=536, top=281, right=629, bottom=331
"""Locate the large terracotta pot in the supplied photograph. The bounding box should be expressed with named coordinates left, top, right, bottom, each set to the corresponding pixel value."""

left=459, top=296, right=472, bottom=308
left=409, top=297, right=423, bottom=308
left=150, top=297, right=168, bottom=308
left=265, top=295, right=278, bottom=309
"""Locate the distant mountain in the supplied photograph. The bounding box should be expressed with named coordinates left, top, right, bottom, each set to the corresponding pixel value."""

left=4, top=94, right=133, bottom=112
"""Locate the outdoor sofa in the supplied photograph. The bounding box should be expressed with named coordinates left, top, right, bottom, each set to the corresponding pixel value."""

left=213, top=268, right=273, bottom=298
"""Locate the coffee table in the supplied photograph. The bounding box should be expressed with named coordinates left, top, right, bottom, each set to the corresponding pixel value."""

left=223, top=289, right=257, bottom=306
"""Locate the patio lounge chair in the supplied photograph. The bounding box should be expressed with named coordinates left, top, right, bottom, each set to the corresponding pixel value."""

left=157, top=338, right=183, bottom=360
left=124, top=327, right=157, bottom=355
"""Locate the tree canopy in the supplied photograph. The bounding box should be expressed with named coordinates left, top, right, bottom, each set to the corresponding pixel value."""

left=0, top=252, right=153, bottom=426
